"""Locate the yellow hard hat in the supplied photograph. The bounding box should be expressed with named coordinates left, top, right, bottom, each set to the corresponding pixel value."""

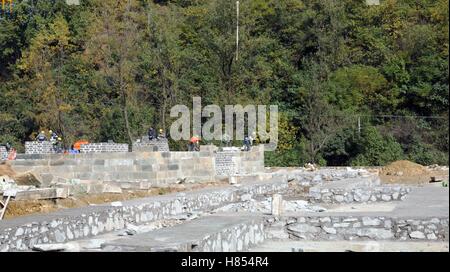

left=49, top=130, right=53, bottom=133
left=41, top=131, right=45, bottom=134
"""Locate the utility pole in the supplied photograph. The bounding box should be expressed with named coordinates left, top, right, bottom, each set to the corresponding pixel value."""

left=236, top=1, right=239, bottom=61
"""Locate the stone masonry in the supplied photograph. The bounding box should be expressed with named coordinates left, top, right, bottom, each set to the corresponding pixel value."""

left=309, top=185, right=411, bottom=204
left=24, top=141, right=56, bottom=155
left=0, top=146, right=7, bottom=160
left=0, top=178, right=287, bottom=251
left=79, top=143, right=129, bottom=153
left=265, top=215, right=449, bottom=241
left=215, top=146, right=265, bottom=177
left=132, top=138, right=170, bottom=152
left=10, top=145, right=266, bottom=187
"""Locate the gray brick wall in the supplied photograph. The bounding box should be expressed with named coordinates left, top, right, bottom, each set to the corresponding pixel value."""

left=80, top=143, right=129, bottom=153
left=25, top=141, right=56, bottom=155
left=0, top=146, right=8, bottom=160
left=133, top=138, right=169, bottom=152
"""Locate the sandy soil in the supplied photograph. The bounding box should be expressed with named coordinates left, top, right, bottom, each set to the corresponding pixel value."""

left=0, top=163, right=15, bottom=177
left=380, top=160, right=449, bottom=185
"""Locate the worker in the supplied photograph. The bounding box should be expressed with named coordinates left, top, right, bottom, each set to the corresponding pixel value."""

left=56, top=137, right=64, bottom=153
left=148, top=127, right=156, bottom=141
left=49, top=130, right=58, bottom=143
left=36, top=131, right=47, bottom=142
left=5, top=142, right=11, bottom=152
left=188, top=135, right=200, bottom=151
left=243, top=135, right=252, bottom=151
left=7, top=147, right=16, bottom=161
left=158, top=128, right=165, bottom=139
left=69, top=145, right=80, bottom=154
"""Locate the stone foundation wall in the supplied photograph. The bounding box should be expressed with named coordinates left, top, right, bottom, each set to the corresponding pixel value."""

left=265, top=215, right=449, bottom=241
left=309, top=185, right=411, bottom=204
left=80, top=143, right=129, bottom=153
left=274, top=168, right=372, bottom=187
left=0, top=179, right=287, bottom=251
left=102, top=217, right=265, bottom=252
left=190, top=220, right=265, bottom=252
left=24, top=141, right=56, bottom=155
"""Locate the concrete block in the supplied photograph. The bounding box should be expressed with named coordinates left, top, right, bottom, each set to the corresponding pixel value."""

left=14, top=188, right=57, bottom=200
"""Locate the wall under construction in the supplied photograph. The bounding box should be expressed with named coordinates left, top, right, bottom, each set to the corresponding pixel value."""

left=10, top=145, right=265, bottom=188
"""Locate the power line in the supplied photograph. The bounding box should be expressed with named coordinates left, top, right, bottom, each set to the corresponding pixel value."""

left=358, top=114, right=447, bottom=120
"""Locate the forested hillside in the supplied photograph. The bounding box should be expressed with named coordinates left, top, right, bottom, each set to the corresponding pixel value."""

left=0, top=0, right=448, bottom=166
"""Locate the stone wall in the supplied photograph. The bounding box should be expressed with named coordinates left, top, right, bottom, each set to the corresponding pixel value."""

left=187, top=219, right=264, bottom=252
left=10, top=151, right=216, bottom=187
left=11, top=145, right=265, bottom=187
left=80, top=143, right=129, bottom=153
left=0, top=146, right=7, bottom=160
left=309, top=185, right=411, bottom=204
left=0, top=178, right=287, bottom=251
left=24, top=141, right=56, bottom=155
left=102, top=216, right=265, bottom=252
left=215, top=146, right=265, bottom=177
left=265, top=215, right=449, bottom=241
left=273, top=167, right=372, bottom=187
left=133, top=138, right=170, bottom=152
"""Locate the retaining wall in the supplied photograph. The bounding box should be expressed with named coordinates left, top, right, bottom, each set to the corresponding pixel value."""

left=274, top=168, right=372, bottom=187
left=188, top=219, right=265, bottom=252
left=11, top=146, right=265, bottom=187
left=309, top=185, right=411, bottom=204
left=0, top=178, right=287, bottom=251
left=265, top=215, right=449, bottom=241
left=102, top=216, right=265, bottom=252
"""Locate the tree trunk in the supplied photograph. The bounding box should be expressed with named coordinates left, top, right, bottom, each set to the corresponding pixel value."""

left=119, top=64, right=133, bottom=148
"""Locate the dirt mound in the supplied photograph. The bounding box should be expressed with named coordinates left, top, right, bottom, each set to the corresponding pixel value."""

left=0, top=162, right=16, bottom=177
left=381, top=160, right=427, bottom=176
left=379, top=160, right=445, bottom=185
